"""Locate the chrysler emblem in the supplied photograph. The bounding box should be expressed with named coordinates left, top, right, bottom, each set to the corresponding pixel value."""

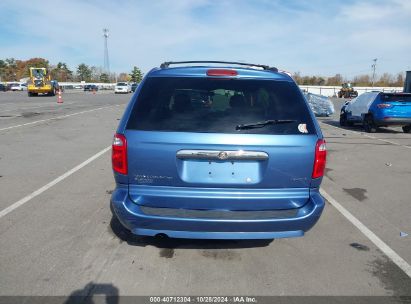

left=218, top=151, right=229, bottom=160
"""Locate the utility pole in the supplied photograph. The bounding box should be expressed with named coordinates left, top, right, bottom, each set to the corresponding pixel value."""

left=371, top=58, right=377, bottom=87
left=103, top=28, right=110, bottom=75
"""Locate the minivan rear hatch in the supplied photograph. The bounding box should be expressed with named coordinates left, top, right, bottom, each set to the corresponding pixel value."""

left=125, top=73, right=318, bottom=210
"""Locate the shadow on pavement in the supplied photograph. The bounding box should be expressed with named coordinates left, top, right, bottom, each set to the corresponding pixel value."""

left=64, top=282, right=119, bottom=304
left=109, top=215, right=273, bottom=249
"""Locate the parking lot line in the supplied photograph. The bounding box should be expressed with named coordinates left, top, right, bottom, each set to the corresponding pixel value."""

left=0, top=146, right=111, bottom=219
left=0, top=104, right=120, bottom=132
left=0, top=102, right=20, bottom=106
left=321, top=188, right=411, bottom=278
left=362, top=133, right=411, bottom=148
left=320, top=121, right=411, bottom=149
left=0, top=102, right=75, bottom=113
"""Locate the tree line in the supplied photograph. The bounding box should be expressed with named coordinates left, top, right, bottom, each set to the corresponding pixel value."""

left=293, top=72, right=405, bottom=87
left=0, top=57, right=405, bottom=87
left=0, top=57, right=144, bottom=83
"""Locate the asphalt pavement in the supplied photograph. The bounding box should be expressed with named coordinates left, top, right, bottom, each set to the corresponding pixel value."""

left=0, top=91, right=410, bottom=299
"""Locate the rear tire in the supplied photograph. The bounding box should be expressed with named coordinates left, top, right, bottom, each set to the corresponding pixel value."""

left=402, top=125, right=411, bottom=133
left=363, top=114, right=377, bottom=133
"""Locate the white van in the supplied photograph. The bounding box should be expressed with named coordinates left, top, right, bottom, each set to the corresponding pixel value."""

left=114, top=82, right=131, bottom=94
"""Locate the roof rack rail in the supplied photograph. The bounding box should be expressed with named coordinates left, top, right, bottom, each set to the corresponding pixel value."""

left=160, top=61, right=278, bottom=72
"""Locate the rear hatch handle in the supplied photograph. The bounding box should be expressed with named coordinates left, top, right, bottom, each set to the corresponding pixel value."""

left=176, top=150, right=268, bottom=161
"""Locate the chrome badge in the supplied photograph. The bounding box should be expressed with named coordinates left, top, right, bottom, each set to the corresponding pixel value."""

left=217, top=151, right=229, bottom=160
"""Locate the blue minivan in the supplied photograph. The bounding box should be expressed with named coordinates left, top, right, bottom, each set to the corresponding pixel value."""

left=340, top=91, right=411, bottom=133
left=111, top=61, right=326, bottom=239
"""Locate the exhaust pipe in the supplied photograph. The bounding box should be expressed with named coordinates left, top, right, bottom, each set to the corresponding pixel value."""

left=404, top=71, right=411, bottom=93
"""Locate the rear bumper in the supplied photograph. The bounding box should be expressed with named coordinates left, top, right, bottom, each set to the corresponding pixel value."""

left=110, top=186, right=325, bottom=239
left=374, top=117, right=411, bottom=126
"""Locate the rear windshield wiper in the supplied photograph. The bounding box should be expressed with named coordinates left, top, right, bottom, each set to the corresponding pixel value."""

left=236, top=119, right=297, bottom=130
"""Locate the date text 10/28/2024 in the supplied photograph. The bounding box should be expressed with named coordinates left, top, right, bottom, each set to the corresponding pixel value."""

left=149, top=296, right=257, bottom=303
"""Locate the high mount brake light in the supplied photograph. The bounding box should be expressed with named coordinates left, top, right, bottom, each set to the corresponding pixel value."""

left=112, top=133, right=127, bottom=175
left=206, top=69, right=238, bottom=76
left=312, top=139, right=326, bottom=179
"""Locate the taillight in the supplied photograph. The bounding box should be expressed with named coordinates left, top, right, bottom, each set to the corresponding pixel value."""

left=377, top=103, right=393, bottom=109
left=206, top=69, right=238, bottom=76
left=112, top=133, right=127, bottom=174
left=312, top=139, right=326, bottom=179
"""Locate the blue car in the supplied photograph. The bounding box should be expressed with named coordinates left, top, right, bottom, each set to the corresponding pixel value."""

left=111, top=61, right=326, bottom=240
left=340, top=91, right=411, bottom=133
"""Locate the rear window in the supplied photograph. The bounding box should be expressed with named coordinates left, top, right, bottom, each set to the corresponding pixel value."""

left=380, top=94, right=411, bottom=102
left=127, top=77, right=315, bottom=135
left=117, top=83, right=127, bottom=86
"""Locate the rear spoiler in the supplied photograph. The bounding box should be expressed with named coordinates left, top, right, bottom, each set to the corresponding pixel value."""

left=380, top=92, right=411, bottom=101
left=381, top=93, right=411, bottom=97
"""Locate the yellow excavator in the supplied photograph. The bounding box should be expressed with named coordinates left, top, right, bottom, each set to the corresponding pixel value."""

left=27, top=67, right=59, bottom=96
left=338, top=83, right=358, bottom=98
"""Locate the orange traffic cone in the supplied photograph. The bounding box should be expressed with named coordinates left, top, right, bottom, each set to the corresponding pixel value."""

left=57, top=89, right=63, bottom=103
left=93, top=88, right=96, bottom=95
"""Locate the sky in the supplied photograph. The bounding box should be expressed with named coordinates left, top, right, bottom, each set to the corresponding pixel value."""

left=0, top=0, right=410, bottom=79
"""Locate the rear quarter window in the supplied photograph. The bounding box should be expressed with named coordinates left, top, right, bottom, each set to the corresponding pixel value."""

left=127, top=77, right=315, bottom=135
